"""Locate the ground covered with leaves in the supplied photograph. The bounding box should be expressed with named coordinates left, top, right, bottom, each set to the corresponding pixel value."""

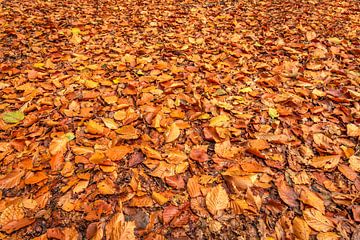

left=0, top=0, right=359, bottom=239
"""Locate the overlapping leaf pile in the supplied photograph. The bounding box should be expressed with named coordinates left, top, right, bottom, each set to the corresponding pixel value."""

left=0, top=0, right=359, bottom=239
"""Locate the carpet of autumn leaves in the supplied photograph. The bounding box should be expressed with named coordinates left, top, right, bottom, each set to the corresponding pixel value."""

left=0, top=0, right=359, bottom=239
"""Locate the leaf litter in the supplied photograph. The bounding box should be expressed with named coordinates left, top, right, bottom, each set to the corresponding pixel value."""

left=0, top=0, right=359, bottom=239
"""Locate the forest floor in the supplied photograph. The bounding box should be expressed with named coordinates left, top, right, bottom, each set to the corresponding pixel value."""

left=0, top=0, right=359, bottom=239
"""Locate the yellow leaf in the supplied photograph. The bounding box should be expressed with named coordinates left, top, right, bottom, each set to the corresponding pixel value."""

left=33, top=63, right=45, bottom=69
left=102, top=118, right=119, bottom=129
left=293, top=217, right=311, bottom=240
left=71, top=28, right=81, bottom=34
left=209, top=115, right=230, bottom=127
left=206, top=185, right=229, bottom=215
left=268, top=108, right=279, bottom=119
left=349, top=156, right=360, bottom=172
left=86, top=120, right=105, bottom=135
left=165, top=123, right=180, bottom=143
left=239, top=87, right=253, bottom=93
left=84, top=80, right=99, bottom=89
left=152, top=192, right=169, bottom=205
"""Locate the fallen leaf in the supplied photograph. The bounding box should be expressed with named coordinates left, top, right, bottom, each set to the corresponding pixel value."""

left=0, top=169, right=25, bottom=189
left=316, top=232, right=340, bottom=240
left=106, top=146, right=132, bottom=161
left=206, top=185, right=229, bottom=215
left=303, top=208, right=334, bottom=232
left=275, top=177, right=299, bottom=207
left=165, top=123, right=181, bottom=143
left=347, top=124, right=360, bottom=137
left=310, top=155, right=340, bottom=169
left=293, top=217, right=311, bottom=240
left=190, top=147, right=209, bottom=162
left=268, top=108, right=279, bottom=119
left=349, top=156, right=360, bottom=172
left=299, top=186, right=325, bottom=213
left=2, top=111, right=25, bottom=124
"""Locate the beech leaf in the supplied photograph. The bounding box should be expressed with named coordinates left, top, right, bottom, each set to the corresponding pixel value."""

left=2, top=111, right=25, bottom=124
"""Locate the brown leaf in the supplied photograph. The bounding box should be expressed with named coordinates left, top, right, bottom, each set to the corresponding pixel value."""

left=165, top=175, right=185, bottom=189
left=205, top=185, right=229, bottom=215
left=0, top=169, right=24, bottom=189
left=163, top=205, right=180, bottom=224
left=303, top=208, right=334, bottom=232
left=313, top=133, right=333, bottom=149
left=190, top=147, right=209, bottom=162
left=275, top=177, right=299, bottom=207
left=352, top=205, right=360, bottom=222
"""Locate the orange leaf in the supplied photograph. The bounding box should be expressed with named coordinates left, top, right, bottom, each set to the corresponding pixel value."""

left=299, top=187, right=325, bottom=214
left=50, top=152, right=64, bottom=171
left=187, top=176, right=201, bottom=198
left=293, top=217, right=310, bottom=240
left=49, top=136, right=68, bottom=155
left=165, top=123, right=180, bottom=143
left=310, top=155, right=340, bottom=169
left=97, top=178, right=116, bottom=195
left=106, top=146, right=132, bottom=161
left=205, top=185, right=229, bottom=216
left=129, top=196, right=153, bottom=207
left=116, top=125, right=139, bottom=139
left=25, top=171, right=48, bottom=185
left=0, top=169, right=24, bottom=189
left=303, top=208, right=334, bottom=232
left=1, top=218, right=35, bottom=234
left=86, top=120, right=105, bottom=135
